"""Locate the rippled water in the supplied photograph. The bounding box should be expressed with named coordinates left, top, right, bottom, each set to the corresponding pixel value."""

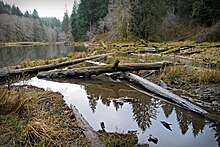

left=0, top=44, right=87, bottom=67
left=18, top=76, right=219, bottom=147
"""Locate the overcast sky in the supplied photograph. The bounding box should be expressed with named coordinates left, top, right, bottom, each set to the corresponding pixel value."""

left=3, top=0, right=79, bottom=21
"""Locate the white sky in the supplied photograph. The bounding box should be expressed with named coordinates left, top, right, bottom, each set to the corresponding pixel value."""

left=3, top=0, right=80, bottom=21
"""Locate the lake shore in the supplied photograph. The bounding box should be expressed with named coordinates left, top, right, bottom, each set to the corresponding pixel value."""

left=0, top=41, right=220, bottom=146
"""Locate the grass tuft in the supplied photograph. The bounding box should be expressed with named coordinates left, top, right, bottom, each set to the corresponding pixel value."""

left=97, top=130, right=138, bottom=146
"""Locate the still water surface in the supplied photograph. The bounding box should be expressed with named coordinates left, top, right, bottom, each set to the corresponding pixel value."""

left=18, top=76, right=219, bottom=147
left=0, top=44, right=87, bottom=67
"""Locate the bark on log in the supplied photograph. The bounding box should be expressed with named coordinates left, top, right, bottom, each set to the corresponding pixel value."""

left=71, top=105, right=105, bottom=147
left=0, top=54, right=111, bottom=83
left=125, top=73, right=208, bottom=114
left=37, top=62, right=171, bottom=79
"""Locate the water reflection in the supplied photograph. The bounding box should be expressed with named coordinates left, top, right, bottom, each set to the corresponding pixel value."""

left=18, top=77, right=219, bottom=147
left=0, top=44, right=87, bottom=67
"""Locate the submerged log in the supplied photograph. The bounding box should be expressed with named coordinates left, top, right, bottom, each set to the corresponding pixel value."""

left=125, top=73, right=208, bottom=114
left=0, top=54, right=111, bottom=83
left=37, top=62, right=171, bottom=79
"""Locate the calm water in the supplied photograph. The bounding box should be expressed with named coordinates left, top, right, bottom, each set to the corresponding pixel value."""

left=18, top=76, right=219, bottom=147
left=0, top=44, right=87, bottom=67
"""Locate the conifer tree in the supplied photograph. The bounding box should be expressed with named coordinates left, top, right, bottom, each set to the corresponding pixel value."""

left=71, top=1, right=79, bottom=41
left=62, top=10, right=70, bottom=33
left=32, top=9, right=39, bottom=18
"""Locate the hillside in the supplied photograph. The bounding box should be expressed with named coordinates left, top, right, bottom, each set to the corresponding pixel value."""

left=0, top=14, right=66, bottom=42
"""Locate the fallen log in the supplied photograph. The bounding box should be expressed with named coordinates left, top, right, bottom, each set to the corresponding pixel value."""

left=0, top=54, right=111, bottom=83
left=71, top=105, right=105, bottom=147
left=37, top=62, right=171, bottom=79
left=130, top=53, right=201, bottom=64
left=125, top=73, right=208, bottom=114
left=86, top=61, right=208, bottom=115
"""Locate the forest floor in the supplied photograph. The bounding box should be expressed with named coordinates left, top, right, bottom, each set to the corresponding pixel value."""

left=0, top=40, right=220, bottom=146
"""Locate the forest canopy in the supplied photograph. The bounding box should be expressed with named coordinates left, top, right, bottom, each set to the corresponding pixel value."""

left=69, top=0, right=220, bottom=42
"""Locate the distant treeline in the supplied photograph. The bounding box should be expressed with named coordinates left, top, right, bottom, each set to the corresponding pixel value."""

left=68, top=0, right=220, bottom=42
left=0, top=1, right=61, bottom=28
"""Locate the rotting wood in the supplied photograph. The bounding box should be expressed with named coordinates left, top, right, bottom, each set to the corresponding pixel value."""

left=71, top=105, right=105, bottom=147
left=125, top=73, right=208, bottom=114
left=37, top=62, right=171, bottom=79
left=0, top=54, right=112, bottom=83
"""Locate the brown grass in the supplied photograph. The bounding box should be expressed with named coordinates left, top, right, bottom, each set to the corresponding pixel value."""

left=19, top=59, right=54, bottom=68
left=0, top=86, right=88, bottom=146
left=191, top=47, right=220, bottom=62
left=16, top=52, right=87, bottom=69
left=67, top=52, right=86, bottom=59
left=160, top=65, right=220, bottom=85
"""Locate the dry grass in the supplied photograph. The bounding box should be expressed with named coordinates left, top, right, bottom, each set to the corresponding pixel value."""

left=160, top=65, right=220, bottom=86
left=19, top=59, right=56, bottom=68
left=67, top=52, right=86, bottom=59
left=0, top=42, right=52, bottom=47
left=0, top=88, right=30, bottom=115
left=0, top=86, right=88, bottom=146
left=191, top=48, right=220, bottom=62
left=16, top=52, right=87, bottom=69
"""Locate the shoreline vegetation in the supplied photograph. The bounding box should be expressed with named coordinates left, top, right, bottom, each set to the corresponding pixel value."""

left=0, top=40, right=220, bottom=146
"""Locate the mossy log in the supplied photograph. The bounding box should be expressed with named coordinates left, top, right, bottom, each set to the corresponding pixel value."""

left=0, top=54, right=111, bottom=83
left=161, top=47, right=180, bottom=54
left=37, top=62, right=171, bottom=79
left=125, top=73, right=208, bottom=114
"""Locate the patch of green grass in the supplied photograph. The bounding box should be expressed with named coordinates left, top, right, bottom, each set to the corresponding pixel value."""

left=0, top=114, right=25, bottom=146
left=97, top=130, right=138, bottom=146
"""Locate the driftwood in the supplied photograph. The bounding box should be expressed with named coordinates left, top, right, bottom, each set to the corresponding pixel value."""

left=71, top=105, right=105, bottom=147
left=37, top=62, right=170, bottom=79
left=130, top=53, right=200, bottom=64
left=86, top=61, right=208, bottom=115
left=0, top=54, right=111, bottom=83
left=125, top=73, right=208, bottom=114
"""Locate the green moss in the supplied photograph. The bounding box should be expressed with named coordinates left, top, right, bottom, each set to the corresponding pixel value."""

left=161, top=47, right=180, bottom=54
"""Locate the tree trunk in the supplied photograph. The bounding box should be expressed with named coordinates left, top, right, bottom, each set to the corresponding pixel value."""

left=0, top=54, right=111, bottom=83
left=125, top=73, right=208, bottom=114
left=37, top=62, right=171, bottom=79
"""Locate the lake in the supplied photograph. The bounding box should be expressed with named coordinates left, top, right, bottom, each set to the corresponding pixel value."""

left=17, top=76, right=219, bottom=147
left=0, top=44, right=87, bottom=67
